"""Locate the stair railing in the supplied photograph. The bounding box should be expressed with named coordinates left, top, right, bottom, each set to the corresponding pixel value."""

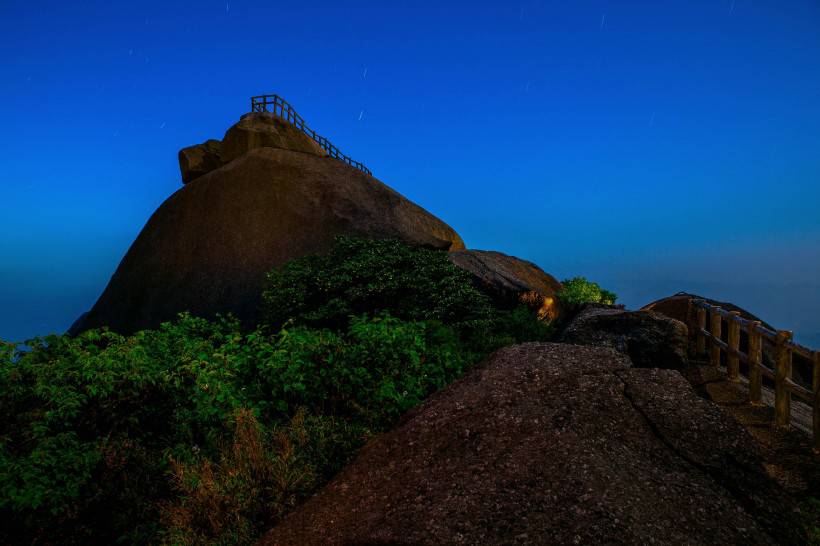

left=687, top=298, right=819, bottom=452
left=250, top=94, right=372, bottom=176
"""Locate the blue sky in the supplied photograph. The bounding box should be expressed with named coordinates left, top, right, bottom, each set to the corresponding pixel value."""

left=1, top=0, right=819, bottom=344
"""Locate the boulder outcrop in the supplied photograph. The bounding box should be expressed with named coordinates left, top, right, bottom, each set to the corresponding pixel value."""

left=641, top=293, right=818, bottom=387
left=178, top=113, right=328, bottom=184
left=76, top=144, right=464, bottom=334
left=559, top=303, right=688, bottom=369
left=262, top=343, right=803, bottom=545
left=220, top=112, right=326, bottom=163
left=448, top=250, right=563, bottom=320
left=641, top=292, right=774, bottom=330
left=178, top=139, right=223, bottom=184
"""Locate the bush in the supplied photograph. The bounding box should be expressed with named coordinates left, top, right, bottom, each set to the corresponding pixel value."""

left=262, top=236, right=497, bottom=333
left=262, top=236, right=553, bottom=352
left=161, top=408, right=364, bottom=545
left=0, top=312, right=480, bottom=543
left=0, top=238, right=557, bottom=544
left=557, top=277, right=618, bottom=307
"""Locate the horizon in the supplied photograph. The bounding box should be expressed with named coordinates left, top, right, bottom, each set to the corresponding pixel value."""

left=1, top=0, right=819, bottom=345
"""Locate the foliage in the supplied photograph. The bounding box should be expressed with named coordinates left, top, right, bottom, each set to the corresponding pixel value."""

left=0, top=312, right=482, bottom=543
left=262, top=236, right=553, bottom=353
left=262, top=236, right=496, bottom=333
left=0, top=238, right=557, bottom=544
left=160, top=408, right=363, bottom=546
left=557, top=276, right=618, bottom=307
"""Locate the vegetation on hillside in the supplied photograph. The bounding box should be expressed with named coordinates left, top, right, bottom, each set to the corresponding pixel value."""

left=262, top=237, right=553, bottom=352
left=557, top=276, right=618, bottom=307
left=0, top=237, right=556, bottom=545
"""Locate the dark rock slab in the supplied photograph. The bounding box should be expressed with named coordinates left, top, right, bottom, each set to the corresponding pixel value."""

left=559, top=303, right=689, bottom=370
left=261, top=343, right=804, bottom=546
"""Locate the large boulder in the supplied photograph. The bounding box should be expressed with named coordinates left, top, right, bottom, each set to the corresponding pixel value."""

left=448, top=250, right=563, bottom=320
left=76, top=146, right=464, bottom=334
left=641, top=293, right=817, bottom=387
left=641, top=292, right=774, bottom=330
left=178, top=139, right=223, bottom=184
left=261, top=343, right=804, bottom=545
left=178, top=113, right=329, bottom=184
left=559, top=303, right=688, bottom=369
left=220, top=112, right=327, bottom=163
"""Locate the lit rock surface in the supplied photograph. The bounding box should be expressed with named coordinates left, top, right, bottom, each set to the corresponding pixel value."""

left=220, top=112, right=326, bottom=164
left=448, top=249, right=563, bottom=320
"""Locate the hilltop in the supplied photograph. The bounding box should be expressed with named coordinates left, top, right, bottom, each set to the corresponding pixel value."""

left=3, top=97, right=816, bottom=545
left=72, top=110, right=464, bottom=334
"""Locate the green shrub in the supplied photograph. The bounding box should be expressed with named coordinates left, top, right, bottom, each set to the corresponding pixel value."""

left=248, top=313, right=476, bottom=428
left=262, top=236, right=497, bottom=333
left=0, top=238, right=557, bottom=544
left=161, top=408, right=365, bottom=546
left=557, top=277, right=618, bottom=307
left=0, top=312, right=480, bottom=543
left=0, top=315, right=251, bottom=544
left=261, top=236, right=553, bottom=352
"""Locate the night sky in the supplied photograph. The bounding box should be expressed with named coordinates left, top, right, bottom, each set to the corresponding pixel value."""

left=1, top=1, right=819, bottom=344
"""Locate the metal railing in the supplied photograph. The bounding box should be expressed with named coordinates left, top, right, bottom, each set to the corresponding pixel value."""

left=687, top=298, right=819, bottom=451
left=250, top=94, right=372, bottom=176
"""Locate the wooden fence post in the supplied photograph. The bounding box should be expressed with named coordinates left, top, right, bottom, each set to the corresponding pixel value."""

left=686, top=299, right=697, bottom=350
left=710, top=307, right=722, bottom=367
left=748, top=321, right=763, bottom=404
left=727, top=311, right=741, bottom=381
left=774, top=330, right=794, bottom=427
left=697, top=305, right=707, bottom=355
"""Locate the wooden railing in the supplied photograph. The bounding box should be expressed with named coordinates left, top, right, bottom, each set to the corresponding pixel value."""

left=250, top=94, right=372, bottom=176
left=687, top=298, right=819, bottom=451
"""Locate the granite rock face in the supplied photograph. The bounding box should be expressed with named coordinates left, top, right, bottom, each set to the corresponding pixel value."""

left=559, top=303, right=689, bottom=370
left=641, top=292, right=774, bottom=330
left=76, top=145, right=464, bottom=334
left=178, top=139, right=223, bottom=184
left=448, top=249, right=563, bottom=320
left=177, top=112, right=328, bottom=184
left=220, top=112, right=327, bottom=164
left=261, top=343, right=803, bottom=546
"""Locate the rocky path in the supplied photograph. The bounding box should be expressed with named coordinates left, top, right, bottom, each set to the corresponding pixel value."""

left=687, top=363, right=820, bottom=496
left=262, top=343, right=805, bottom=545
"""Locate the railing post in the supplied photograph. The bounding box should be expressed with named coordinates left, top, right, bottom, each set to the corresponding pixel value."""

left=727, top=311, right=741, bottom=381
left=813, top=351, right=819, bottom=452
left=774, top=330, right=794, bottom=427
left=748, top=321, right=763, bottom=405
left=696, top=304, right=707, bottom=355
left=247, top=94, right=370, bottom=175
left=710, top=307, right=722, bottom=367
left=686, top=298, right=696, bottom=344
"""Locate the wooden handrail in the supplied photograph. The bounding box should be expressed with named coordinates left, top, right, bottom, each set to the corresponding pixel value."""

left=688, top=298, right=820, bottom=452
left=249, top=94, right=373, bottom=176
